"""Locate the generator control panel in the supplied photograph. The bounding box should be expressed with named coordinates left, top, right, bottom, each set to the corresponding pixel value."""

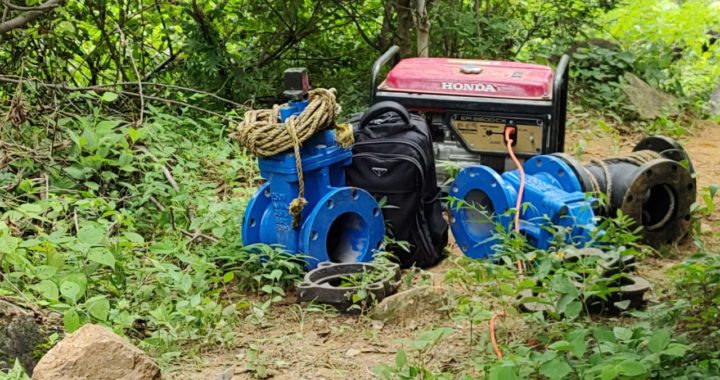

left=369, top=45, right=569, bottom=177
left=450, top=115, right=543, bottom=155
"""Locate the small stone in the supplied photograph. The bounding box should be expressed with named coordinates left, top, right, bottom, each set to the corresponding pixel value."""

left=215, top=366, right=235, bottom=380
left=370, top=286, right=449, bottom=323
left=371, top=320, right=384, bottom=330
left=32, top=324, right=160, bottom=380
left=316, top=367, right=346, bottom=379
left=344, top=348, right=361, bottom=357
left=701, top=223, right=713, bottom=235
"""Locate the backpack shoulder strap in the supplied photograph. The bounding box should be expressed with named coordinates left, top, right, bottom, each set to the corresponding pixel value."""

left=358, top=101, right=411, bottom=128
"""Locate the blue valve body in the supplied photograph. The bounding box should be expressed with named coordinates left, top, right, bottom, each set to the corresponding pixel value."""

left=450, top=155, right=596, bottom=258
left=242, top=104, right=384, bottom=269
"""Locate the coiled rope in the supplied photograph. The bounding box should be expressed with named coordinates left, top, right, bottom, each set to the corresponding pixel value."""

left=583, top=150, right=662, bottom=212
left=234, top=88, right=354, bottom=228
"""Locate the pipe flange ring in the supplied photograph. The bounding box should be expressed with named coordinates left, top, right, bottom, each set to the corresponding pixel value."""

left=449, top=166, right=515, bottom=258
left=620, top=158, right=695, bottom=247
left=300, top=187, right=385, bottom=269
left=296, top=262, right=401, bottom=312
left=242, top=182, right=273, bottom=246
left=524, top=155, right=584, bottom=193
left=633, top=135, right=696, bottom=177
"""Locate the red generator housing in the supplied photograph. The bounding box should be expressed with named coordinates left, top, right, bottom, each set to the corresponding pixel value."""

left=370, top=46, right=569, bottom=185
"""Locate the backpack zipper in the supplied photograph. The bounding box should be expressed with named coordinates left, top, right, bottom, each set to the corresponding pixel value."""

left=354, top=139, right=430, bottom=172
left=352, top=152, right=425, bottom=187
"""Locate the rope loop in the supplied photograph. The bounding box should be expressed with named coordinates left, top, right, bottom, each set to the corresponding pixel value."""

left=233, top=88, right=351, bottom=229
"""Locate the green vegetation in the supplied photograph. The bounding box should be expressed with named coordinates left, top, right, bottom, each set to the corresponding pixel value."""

left=1, top=0, right=719, bottom=378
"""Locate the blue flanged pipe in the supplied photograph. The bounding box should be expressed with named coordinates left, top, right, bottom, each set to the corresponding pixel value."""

left=242, top=69, right=385, bottom=269
left=450, top=155, right=596, bottom=258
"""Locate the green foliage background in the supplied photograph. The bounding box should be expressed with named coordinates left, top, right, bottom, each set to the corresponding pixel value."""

left=0, top=0, right=719, bottom=378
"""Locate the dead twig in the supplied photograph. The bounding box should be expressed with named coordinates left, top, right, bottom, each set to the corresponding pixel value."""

left=161, top=165, right=180, bottom=193
left=181, top=229, right=218, bottom=243
left=149, top=196, right=166, bottom=211
left=116, top=24, right=144, bottom=127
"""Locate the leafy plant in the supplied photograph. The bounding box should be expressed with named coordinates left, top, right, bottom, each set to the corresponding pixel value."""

left=373, top=327, right=455, bottom=380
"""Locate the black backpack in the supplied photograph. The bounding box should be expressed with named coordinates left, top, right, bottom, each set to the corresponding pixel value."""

left=346, top=101, right=448, bottom=268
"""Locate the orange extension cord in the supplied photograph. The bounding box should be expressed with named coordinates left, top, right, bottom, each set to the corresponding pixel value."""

left=505, top=126, right=526, bottom=275
left=490, top=127, right=527, bottom=360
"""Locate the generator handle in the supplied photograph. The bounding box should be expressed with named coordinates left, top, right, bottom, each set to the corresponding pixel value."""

left=553, top=54, right=570, bottom=152
left=371, top=45, right=401, bottom=104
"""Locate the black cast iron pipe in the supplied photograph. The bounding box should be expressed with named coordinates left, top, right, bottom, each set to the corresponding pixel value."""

left=553, top=136, right=696, bottom=247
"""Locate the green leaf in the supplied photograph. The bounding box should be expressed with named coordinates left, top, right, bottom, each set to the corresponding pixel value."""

left=648, top=329, right=672, bottom=353
left=613, top=326, right=633, bottom=341
left=270, top=269, right=283, bottom=281
left=260, top=284, right=273, bottom=294
left=661, top=343, right=689, bottom=358
left=101, top=92, right=119, bottom=102
left=123, top=232, right=144, bottom=244
left=77, top=225, right=105, bottom=245
left=488, top=362, right=519, bottom=380
left=395, top=349, right=407, bottom=368
left=618, top=360, right=647, bottom=377
left=567, top=329, right=588, bottom=358
left=564, top=301, right=582, bottom=319
left=86, top=296, right=110, bottom=321
left=593, top=327, right=616, bottom=343
left=88, top=248, right=115, bottom=268
left=128, top=128, right=143, bottom=143
left=34, top=265, right=58, bottom=280
left=57, top=20, right=75, bottom=33
left=63, top=309, right=81, bottom=332
left=223, top=272, right=235, bottom=283
left=539, top=357, right=573, bottom=380
left=600, top=364, right=619, bottom=380
left=35, top=280, right=59, bottom=301
left=548, top=340, right=573, bottom=352
left=60, top=280, right=82, bottom=304
left=556, top=293, right=575, bottom=313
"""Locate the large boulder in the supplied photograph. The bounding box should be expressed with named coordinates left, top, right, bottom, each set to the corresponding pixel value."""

left=32, top=324, right=160, bottom=380
left=623, top=73, right=680, bottom=119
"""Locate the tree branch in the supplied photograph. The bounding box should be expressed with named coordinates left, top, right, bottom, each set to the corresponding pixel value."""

left=0, top=0, right=63, bottom=34
left=0, top=75, right=240, bottom=122
left=2, top=0, right=59, bottom=11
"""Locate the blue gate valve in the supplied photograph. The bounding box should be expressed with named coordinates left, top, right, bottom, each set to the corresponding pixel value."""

left=450, top=155, right=596, bottom=259
left=242, top=68, right=385, bottom=269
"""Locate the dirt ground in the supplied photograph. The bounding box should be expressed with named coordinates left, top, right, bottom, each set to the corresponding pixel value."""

left=166, top=121, right=720, bottom=380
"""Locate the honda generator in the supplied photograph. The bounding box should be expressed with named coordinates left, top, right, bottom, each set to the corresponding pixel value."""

left=369, top=46, right=569, bottom=185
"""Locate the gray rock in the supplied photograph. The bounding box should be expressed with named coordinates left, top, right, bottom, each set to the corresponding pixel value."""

left=0, top=300, right=47, bottom=375
left=709, top=81, right=720, bottom=115
left=370, top=286, right=449, bottom=322
left=623, top=73, right=680, bottom=119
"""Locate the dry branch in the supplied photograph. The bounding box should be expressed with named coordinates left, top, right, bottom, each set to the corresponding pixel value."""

left=0, top=0, right=63, bottom=34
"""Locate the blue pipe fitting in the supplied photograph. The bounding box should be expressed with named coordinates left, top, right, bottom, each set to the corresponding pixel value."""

left=242, top=129, right=385, bottom=269
left=450, top=155, right=596, bottom=259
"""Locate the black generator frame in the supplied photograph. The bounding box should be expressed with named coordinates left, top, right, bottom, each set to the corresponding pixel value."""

left=369, top=45, right=570, bottom=155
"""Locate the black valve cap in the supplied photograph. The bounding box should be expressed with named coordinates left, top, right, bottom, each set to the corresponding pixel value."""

left=283, top=67, right=309, bottom=101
